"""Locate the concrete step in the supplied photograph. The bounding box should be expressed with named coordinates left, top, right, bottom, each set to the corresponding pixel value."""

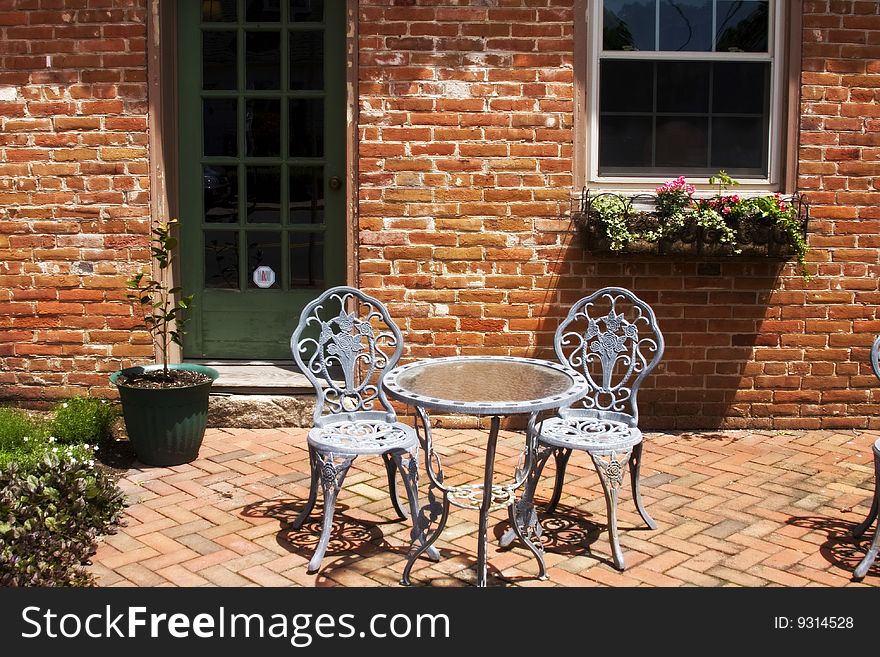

left=189, top=361, right=317, bottom=429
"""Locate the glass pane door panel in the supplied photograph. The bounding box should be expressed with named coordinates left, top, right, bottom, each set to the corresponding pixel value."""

left=289, top=99, right=324, bottom=156
left=246, top=31, right=281, bottom=90
left=203, top=31, right=237, bottom=90
left=246, top=0, right=281, bottom=22
left=290, top=0, right=323, bottom=22
left=289, top=166, right=324, bottom=224
left=246, top=99, right=281, bottom=156
left=204, top=231, right=239, bottom=288
left=203, top=99, right=237, bottom=156
left=289, top=30, right=324, bottom=90
left=247, top=231, right=282, bottom=289
left=290, top=232, right=324, bottom=288
left=203, top=165, right=238, bottom=223
left=202, top=0, right=236, bottom=22
left=246, top=166, right=281, bottom=223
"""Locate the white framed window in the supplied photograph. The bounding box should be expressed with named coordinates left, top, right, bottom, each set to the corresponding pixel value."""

left=586, top=0, right=789, bottom=189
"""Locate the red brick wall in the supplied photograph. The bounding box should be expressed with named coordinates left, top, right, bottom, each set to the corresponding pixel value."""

left=0, top=0, right=150, bottom=405
left=2, top=1, right=879, bottom=430
left=358, top=0, right=880, bottom=430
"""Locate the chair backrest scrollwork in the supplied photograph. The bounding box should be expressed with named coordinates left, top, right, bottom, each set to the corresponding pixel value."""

left=554, top=287, right=664, bottom=422
left=291, top=286, right=402, bottom=426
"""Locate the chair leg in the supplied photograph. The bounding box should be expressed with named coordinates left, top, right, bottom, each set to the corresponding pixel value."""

left=590, top=449, right=632, bottom=571
left=291, top=445, right=320, bottom=530
left=852, top=486, right=879, bottom=538
left=307, top=452, right=355, bottom=573
left=545, top=447, right=572, bottom=514
left=393, top=447, right=440, bottom=561
left=500, top=443, right=554, bottom=549
left=630, top=441, right=657, bottom=530
left=854, top=521, right=880, bottom=580
left=383, top=452, right=408, bottom=520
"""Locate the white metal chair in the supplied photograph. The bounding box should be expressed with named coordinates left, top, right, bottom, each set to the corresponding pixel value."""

left=508, top=287, right=664, bottom=570
left=290, top=286, right=438, bottom=572
left=852, top=335, right=880, bottom=580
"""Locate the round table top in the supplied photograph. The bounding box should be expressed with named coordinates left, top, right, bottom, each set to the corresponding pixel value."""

left=383, top=355, right=589, bottom=415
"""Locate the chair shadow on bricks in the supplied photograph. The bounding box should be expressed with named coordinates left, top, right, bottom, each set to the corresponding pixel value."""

left=787, top=516, right=880, bottom=580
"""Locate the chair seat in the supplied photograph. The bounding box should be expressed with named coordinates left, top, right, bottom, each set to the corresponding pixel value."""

left=538, top=416, right=642, bottom=453
left=873, top=438, right=880, bottom=458
left=308, top=419, right=417, bottom=455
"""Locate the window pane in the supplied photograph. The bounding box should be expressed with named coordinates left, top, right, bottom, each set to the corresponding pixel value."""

left=246, top=99, right=281, bottom=157
left=289, top=166, right=324, bottom=224
left=204, top=165, right=238, bottom=223
left=289, top=99, right=324, bottom=156
left=600, top=60, right=653, bottom=113
left=290, top=0, right=323, bottom=22
left=713, top=62, right=769, bottom=114
left=246, top=31, right=281, bottom=90
left=599, top=115, right=653, bottom=171
left=656, top=117, right=708, bottom=168
left=203, top=99, right=237, bottom=157
left=657, top=61, right=709, bottom=113
left=202, top=0, right=236, bottom=22
left=247, top=231, right=282, bottom=289
left=603, top=0, right=655, bottom=51
left=659, top=0, right=712, bottom=51
left=711, top=117, right=765, bottom=173
left=290, top=30, right=324, bottom=90
left=203, top=31, right=236, bottom=91
left=246, top=166, right=281, bottom=223
left=204, top=231, right=239, bottom=289
left=290, top=232, right=324, bottom=288
left=246, top=0, right=281, bottom=22
left=716, top=1, right=769, bottom=53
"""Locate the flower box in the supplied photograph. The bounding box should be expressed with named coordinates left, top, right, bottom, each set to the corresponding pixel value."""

left=572, top=174, right=809, bottom=271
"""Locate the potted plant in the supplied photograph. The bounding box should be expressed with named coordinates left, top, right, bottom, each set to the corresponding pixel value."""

left=109, top=219, right=218, bottom=466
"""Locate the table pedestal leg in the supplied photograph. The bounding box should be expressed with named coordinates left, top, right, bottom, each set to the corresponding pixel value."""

left=477, top=416, right=501, bottom=587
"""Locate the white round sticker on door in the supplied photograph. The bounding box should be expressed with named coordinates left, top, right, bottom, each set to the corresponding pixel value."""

left=252, top=265, right=276, bottom=289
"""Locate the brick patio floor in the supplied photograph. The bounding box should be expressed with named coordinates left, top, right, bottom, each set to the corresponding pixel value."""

left=87, top=426, right=880, bottom=587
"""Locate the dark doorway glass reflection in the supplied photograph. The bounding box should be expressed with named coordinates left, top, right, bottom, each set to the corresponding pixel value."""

left=246, top=0, right=281, bottom=22
left=246, top=31, right=281, bottom=90
left=246, top=166, right=281, bottom=223
left=289, top=30, right=323, bottom=90
left=203, top=99, right=237, bottom=157
left=290, top=0, right=323, bottom=22
left=246, top=99, right=281, bottom=157
left=203, top=165, right=238, bottom=223
left=289, top=99, right=324, bottom=157
left=204, top=231, right=239, bottom=289
left=717, top=1, right=768, bottom=52
left=247, top=232, right=282, bottom=289
left=289, top=166, right=324, bottom=224
left=603, top=0, right=655, bottom=51
left=202, top=0, right=236, bottom=22
left=290, top=232, right=324, bottom=288
left=202, top=31, right=236, bottom=91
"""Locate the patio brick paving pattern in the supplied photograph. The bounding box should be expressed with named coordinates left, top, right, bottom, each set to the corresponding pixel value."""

left=88, top=427, right=880, bottom=587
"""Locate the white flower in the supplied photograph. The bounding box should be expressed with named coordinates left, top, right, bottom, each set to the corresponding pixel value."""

left=61, top=402, right=68, bottom=408
left=88, top=460, right=95, bottom=466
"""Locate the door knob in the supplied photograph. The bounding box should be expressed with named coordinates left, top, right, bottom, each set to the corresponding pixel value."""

left=328, top=176, right=342, bottom=191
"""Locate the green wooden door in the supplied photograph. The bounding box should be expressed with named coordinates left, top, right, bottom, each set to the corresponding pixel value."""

left=177, top=0, right=346, bottom=359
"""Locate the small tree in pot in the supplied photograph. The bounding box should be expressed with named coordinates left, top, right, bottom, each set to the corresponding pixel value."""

left=110, top=219, right=218, bottom=466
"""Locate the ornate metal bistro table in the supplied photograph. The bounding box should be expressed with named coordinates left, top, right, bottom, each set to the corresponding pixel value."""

left=383, top=355, right=589, bottom=587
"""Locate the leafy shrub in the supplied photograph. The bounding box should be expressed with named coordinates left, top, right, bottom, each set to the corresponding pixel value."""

left=50, top=397, right=117, bottom=445
left=0, top=407, right=49, bottom=470
left=0, top=452, right=125, bottom=586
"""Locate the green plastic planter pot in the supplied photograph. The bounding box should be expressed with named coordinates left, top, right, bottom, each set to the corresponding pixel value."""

left=110, top=363, right=219, bottom=467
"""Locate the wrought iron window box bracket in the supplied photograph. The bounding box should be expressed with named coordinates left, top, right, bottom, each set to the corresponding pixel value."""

left=573, top=189, right=809, bottom=258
